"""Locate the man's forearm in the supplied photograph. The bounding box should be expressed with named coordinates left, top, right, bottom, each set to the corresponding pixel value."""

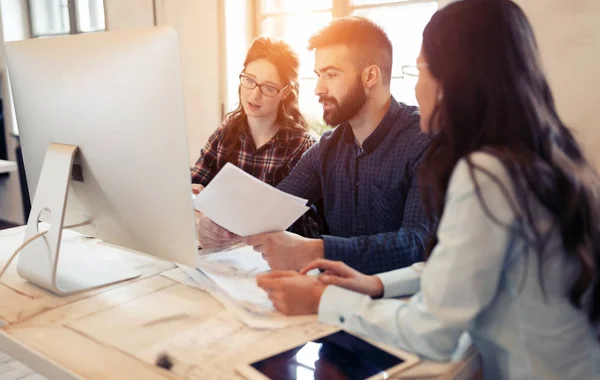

left=321, top=229, right=427, bottom=275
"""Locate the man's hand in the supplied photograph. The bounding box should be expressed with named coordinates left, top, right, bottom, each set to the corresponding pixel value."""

left=192, top=183, right=241, bottom=249
left=191, top=183, right=204, bottom=195
left=301, top=259, right=384, bottom=298
left=244, top=232, right=324, bottom=270
left=257, top=271, right=326, bottom=315
left=195, top=214, right=241, bottom=250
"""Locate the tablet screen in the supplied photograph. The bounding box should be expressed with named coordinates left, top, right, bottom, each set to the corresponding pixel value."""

left=250, top=330, right=404, bottom=380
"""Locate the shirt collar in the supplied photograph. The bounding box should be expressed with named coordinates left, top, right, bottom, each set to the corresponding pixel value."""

left=341, top=96, right=401, bottom=154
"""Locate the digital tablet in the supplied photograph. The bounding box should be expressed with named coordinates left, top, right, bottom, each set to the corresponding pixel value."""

left=236, top=329, right=419, bottom=380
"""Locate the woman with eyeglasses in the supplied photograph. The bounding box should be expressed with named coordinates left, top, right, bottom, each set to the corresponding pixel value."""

left=256, top=1, right=600, bottom=378
left=191, top=36, right=315, bottom=192
left=192, top=37, right=315, bottom=249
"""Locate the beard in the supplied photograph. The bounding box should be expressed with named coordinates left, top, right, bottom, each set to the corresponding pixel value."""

left=319, top=77, right=367, bottom=127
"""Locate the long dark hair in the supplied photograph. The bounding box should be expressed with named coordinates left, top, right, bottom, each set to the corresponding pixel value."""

left=419, top=0, right=599, bottom=328
left=221, top=37, right=308, bottom=155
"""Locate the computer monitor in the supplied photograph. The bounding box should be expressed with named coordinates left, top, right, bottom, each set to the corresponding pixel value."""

left=5, top=27, right=198, bottom=295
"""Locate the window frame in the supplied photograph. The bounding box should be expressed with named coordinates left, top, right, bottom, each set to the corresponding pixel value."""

left=28, top=0, right=106, bottom=38
left=254, top=0, right=436, bottom=83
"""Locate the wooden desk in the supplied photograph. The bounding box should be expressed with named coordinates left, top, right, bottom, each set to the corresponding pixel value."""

left=0, top=227, right=480, bottom=380
left=0, top=226, right=176, bottom=325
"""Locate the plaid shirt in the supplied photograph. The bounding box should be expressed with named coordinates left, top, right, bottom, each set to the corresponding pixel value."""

left=191, top=122, right=316, bottom=188
left=278, top=97, right=433, bottom=275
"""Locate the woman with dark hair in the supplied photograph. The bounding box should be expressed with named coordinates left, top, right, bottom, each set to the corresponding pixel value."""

left=256, top=1, right=600, bottom=377
left=191, top=37, right=316, bottom=247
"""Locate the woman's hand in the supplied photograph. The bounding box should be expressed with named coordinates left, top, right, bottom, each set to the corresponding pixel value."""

left=301, top=259, right=384, bottom=298
left=257, top=271, right=326, bottom=315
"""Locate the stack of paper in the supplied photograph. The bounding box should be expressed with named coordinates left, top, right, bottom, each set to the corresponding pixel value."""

left=193, top=163, right=309, bottom=236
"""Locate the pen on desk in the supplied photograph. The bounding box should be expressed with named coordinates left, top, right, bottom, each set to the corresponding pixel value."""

left=156, top=353, right=174, bottom=371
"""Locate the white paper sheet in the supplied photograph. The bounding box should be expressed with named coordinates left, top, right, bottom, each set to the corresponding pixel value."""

left=193, top=163, right=309, bottom=236
left=171, top=245, right=317, bottom=329
left=196, top=246, right=273, bottom=311
left=172, top=264, right=316, bottom=329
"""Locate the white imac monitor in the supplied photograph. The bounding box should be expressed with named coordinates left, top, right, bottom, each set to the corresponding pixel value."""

left=5, top=27, right=198, bottom=295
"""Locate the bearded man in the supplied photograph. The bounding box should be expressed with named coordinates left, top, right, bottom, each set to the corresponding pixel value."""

left=197, top=17, right=432, bottom=275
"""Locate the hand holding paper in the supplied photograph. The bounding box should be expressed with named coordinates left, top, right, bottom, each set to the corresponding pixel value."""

left=193, top=163, right=309, bottom=239
left=244, top=231, right=324, bottom=270
left=195, top=213, right=241, bottom=250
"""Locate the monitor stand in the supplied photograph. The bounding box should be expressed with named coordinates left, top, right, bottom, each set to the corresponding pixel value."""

left=16, top=143, right=140, bottom=296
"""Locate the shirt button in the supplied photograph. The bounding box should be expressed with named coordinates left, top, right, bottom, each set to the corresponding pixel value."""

left=355, top=181, right=360, bottom=186
left=339, top=316, right=345, bottom=323
left=355, top=207, right=360, bottom=213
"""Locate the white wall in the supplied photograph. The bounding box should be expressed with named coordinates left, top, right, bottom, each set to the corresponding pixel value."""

left=516, top=0, right=600, bottom=169
left=224, top=0, right=251, bottom=112
left=105, top=0, right=223, bottom=165
left=438, top=0, right=600, bottom=168
left=155, top=0, right=222, bottom=165
left=104, top=0, right=155, bottom=30
left=2, top=0, right=29, bottom=41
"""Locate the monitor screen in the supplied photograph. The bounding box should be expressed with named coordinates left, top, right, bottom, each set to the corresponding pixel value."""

left=251, top=330, right=404, bottom=380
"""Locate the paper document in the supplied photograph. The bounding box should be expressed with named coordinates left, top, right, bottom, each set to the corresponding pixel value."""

left=193, top=163, right=309, bottom=236
left=171, top=265, right=316, bottom=329
left=195, top=245, right=317, bottom=325
left=196, top=245, right=274, bottom=312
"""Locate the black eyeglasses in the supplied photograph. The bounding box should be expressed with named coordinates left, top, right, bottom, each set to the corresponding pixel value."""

left=239, top=73, right=289, bottom=97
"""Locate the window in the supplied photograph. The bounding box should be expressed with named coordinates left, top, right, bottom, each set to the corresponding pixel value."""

left=254, top=0, right=438, bottom=131
left=29, top=0, right=105, bottom=37
left=257, top=1, right=332, bottom=132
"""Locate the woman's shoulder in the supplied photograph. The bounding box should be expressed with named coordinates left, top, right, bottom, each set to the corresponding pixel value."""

left=456, top=150, right=510, bottom=175
left=450, top=150, right=513, bottom=192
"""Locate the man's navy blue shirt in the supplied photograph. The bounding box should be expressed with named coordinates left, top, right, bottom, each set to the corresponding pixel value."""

left=278, top=97, right=432, bottom=275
